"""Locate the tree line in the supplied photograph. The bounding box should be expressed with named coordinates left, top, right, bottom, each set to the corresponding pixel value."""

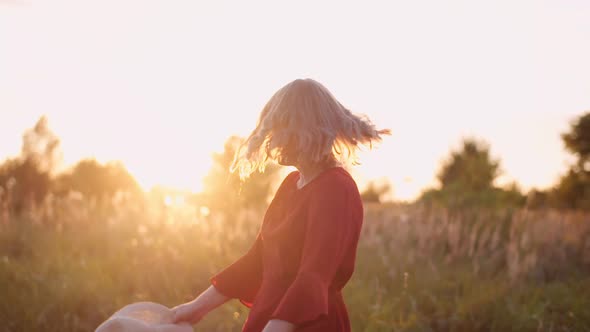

left=1, top=112, right=589, bottom=219
left=414, top=112, right=590, bottom=210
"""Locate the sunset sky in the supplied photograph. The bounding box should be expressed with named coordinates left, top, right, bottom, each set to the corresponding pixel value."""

left=1, top=0, right=589, bottom=201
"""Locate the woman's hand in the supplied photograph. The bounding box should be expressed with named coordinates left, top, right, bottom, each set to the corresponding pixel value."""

left=171, top=300, right=206, bottom=325
left=171, top=285, right=231, bottom=325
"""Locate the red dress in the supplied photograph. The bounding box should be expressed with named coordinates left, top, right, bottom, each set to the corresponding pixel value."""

left=210, top=166, right=364, bottom=332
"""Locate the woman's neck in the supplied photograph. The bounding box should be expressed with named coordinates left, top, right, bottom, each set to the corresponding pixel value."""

left=295, top=157, right=340, bottom=189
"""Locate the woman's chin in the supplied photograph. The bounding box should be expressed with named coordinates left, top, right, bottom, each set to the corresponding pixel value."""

left=277, top=157, right=295, bottom=167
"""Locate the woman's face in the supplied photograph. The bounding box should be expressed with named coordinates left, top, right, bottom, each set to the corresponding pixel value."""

left=277, top=136, right=299, bottom=166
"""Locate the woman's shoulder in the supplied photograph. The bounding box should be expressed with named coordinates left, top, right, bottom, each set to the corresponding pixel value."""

left=274, top=170, right=299, bottom=194
left=324, top=166, right=356, bottom=184
left=275, top=167, right=359, bottom=197
left=313, top=167, right=359, bottom=195
left=307, top=168, right=364, bottom=222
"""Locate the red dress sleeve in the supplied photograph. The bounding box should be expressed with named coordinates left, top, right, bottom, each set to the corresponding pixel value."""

left=268, top=180, right=361, bottom=326
left=209, top=172, right=300, bottom=308
left=209, top=231, right=263, bottom=308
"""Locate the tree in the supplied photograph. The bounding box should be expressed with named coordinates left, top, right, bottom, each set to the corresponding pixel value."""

left=562, top=111, right=590, bottom=172
left=202, top=136, right=282, bottom=213
left=419, top=137, right=524, bottom=209
left=20, top=115, right=62, bottom=175
left=0, top=157, right=51, bottom=213
left=551, top=112, right=590, bottom=210
left=360, top=180, right=392, bottom=203
left=550, top=169, right=590, bottom=209
left=437, top=138, right=500, bottom=192
left=0, top=116, right=61, bottom=213
left=55, top=159, right=140, bottom=201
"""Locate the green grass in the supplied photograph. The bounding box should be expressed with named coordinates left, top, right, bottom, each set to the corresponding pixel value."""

left=1, top=204, right=589, bottom=331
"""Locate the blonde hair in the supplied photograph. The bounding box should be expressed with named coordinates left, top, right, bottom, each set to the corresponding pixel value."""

left=232, top=78, right=390, bottom=178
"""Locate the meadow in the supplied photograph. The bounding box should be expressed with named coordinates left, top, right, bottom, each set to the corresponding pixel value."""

left=1, top=195, right=589, bottom=332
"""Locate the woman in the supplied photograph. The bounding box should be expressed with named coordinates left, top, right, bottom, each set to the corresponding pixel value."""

left=171, top=78, right=389, bottom=332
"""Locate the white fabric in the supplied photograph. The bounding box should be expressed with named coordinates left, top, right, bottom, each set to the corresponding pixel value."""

left=95, top=302, right=193, bottom=332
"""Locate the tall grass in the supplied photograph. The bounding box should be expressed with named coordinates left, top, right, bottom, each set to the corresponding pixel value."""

left=0, top=195, right=589, bottom=331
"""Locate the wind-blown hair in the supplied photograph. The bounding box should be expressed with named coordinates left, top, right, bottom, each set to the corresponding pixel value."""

left=232, top=78, right=390, bottom=179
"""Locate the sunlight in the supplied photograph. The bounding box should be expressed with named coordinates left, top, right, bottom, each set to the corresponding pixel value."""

left=1, top=0, right=589, bottom=200
left=104, top=146, right=213, bottom=194
left=163, top=195, right=173, bottom=207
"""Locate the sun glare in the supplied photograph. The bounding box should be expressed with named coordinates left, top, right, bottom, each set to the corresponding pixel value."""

left=1, top=1, right=589, bottom=201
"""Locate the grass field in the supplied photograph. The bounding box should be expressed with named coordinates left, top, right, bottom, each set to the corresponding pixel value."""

left=1, top=197, right=589, bottom=332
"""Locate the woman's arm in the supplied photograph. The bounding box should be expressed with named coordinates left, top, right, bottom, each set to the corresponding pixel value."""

left=171, top=285, right=230, bottom=324
left=262, top=319, right=296, bottom=332
left=172, top=223, right=266, bottom=325
left=209, top=231, right=264, bottom=307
